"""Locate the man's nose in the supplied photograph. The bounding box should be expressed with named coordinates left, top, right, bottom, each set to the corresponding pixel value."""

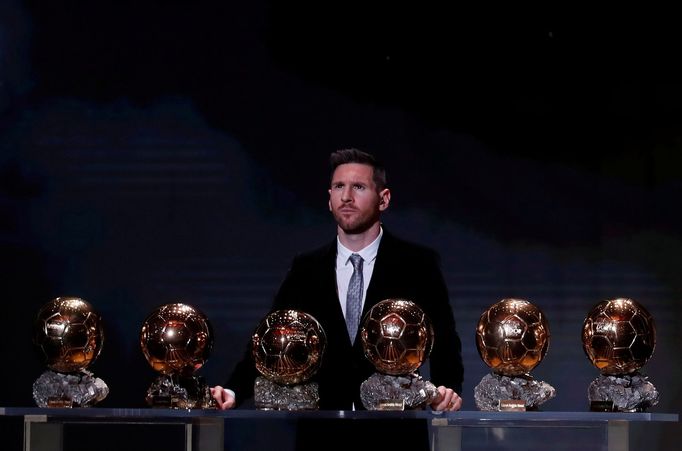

left=341, top=187, right=353, bottom=201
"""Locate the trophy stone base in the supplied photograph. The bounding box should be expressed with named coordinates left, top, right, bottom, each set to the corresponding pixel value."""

left=254, top=376, right=319, bottom=410
left=360, top=372, right=438, bottom=411
left=588, top=372, right=659, bottom=412
left=32, top=369, right=109, bottom=408
left=145, top=374, right=217, bottom=409
left=474, top=372, right=556, bottom=411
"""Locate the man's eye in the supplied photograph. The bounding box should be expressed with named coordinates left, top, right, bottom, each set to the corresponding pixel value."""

left=354, top=185, right=365, bottom=190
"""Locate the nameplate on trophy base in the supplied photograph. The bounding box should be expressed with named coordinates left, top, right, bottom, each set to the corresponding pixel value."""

left=149, top=394, right=173, bottom=408
left=376, top=399, right=406, bottom=411
left=498, top=400, right=526, bottom=411
left=590, top=400, right=615, bottom=412
left=47, top=397, right=73, bottom=408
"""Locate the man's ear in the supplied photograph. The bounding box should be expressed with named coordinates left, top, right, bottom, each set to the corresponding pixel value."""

left=379, top=188, right=391, bottom=211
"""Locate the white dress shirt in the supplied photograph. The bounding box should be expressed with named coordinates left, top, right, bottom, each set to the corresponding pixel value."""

left=336, top=227, right=383, bottom=320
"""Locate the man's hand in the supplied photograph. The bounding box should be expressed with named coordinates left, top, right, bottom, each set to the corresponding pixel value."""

left=430, top=385, right=462, bottom=411
left=210, top=386, right=236, bottom=410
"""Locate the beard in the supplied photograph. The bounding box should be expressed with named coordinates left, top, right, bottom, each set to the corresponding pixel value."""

left=331, top=208, right=380, bottom=235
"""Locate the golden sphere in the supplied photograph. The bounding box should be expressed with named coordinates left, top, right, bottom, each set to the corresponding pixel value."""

left=252, top=310, right=326, bottom=385
left=33, top=296, right=104, bottom=373
left=361, top=299, right=434, bottom=376
left=140, top=303, right=214, bottom=376
left=476, top=298, right=550, bottom=376
left=582, top=298, right=656, bottom=375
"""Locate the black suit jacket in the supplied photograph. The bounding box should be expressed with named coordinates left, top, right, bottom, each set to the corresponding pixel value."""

left=227, top=229, right=464, bottom=409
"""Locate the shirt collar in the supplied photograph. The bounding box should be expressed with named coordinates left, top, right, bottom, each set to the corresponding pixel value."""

left=337, top=226, right=383, bottom=265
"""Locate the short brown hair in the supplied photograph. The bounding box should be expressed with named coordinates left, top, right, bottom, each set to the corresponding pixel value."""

left=329, top=148, right=387, bottom=190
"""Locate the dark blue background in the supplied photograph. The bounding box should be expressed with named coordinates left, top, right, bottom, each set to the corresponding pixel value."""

left=2, top=2, right=680, bottom=449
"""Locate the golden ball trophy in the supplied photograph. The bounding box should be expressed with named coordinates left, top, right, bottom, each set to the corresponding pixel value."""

left=32, top=296, right=109, bottom=407
left=474, top=298, right=555, bottom=411
left=140, top=302, right=216, bottom=409
left=251, top=309, right=326, bottom=410
left=582, top=297, right=658, bottom=412
left=359, top=298, right=438, bottom=410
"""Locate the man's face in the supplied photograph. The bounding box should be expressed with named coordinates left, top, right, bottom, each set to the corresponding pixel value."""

left=328, top=163, right=390, bottom=234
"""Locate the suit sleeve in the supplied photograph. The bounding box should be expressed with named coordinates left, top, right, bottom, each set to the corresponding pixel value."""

left=224, top=255, right=305, bottom=406
left=420, top=250, right=464, bottom=394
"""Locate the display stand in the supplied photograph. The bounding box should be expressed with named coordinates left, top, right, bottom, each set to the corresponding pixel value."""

left=1, top=407, right=677, bottom=451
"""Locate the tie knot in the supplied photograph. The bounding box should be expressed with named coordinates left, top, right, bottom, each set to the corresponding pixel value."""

left=349, top=253, right=363, bottom=270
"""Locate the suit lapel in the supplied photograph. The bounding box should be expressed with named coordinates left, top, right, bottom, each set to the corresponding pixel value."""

left=364, top=230, right=394, bottom=313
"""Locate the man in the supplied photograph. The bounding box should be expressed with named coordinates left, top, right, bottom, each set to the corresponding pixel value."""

left=212, top=148, right=464, bottom=415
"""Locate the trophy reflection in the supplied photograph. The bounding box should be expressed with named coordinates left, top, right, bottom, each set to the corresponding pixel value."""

left=474, top=298, right=555, bottom=411
left=360, top=299, right=438, bottom=411
left=140, top=302, right=216, bottom=409
left=251, top=310, right=326, bottom=410
left=582, top=297, right=658, bottom=412
left=32, top=296, right=109, bottom=407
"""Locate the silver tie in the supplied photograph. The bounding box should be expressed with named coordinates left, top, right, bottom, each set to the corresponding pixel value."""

left=345, top=253, right=364, bottom=342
